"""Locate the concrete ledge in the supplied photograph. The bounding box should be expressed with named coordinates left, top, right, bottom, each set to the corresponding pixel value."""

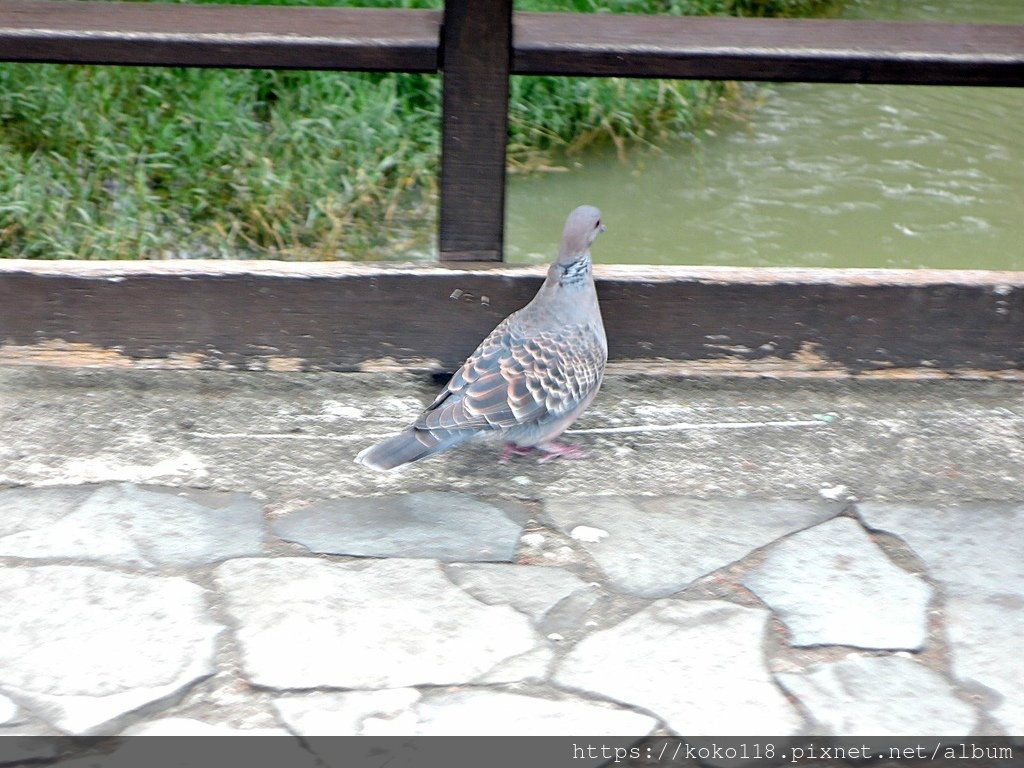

left=1, top=260, right=1022, bottom=375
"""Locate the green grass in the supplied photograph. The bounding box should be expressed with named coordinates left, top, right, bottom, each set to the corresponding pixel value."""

left=0, top=0, right=842, bottom=260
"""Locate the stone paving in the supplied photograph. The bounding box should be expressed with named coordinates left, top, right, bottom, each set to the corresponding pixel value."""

left=0, top=368, right=1022, bottom=751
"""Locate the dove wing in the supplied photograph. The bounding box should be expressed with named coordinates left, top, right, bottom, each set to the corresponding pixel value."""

left=415, top=316, right=606, bottom=435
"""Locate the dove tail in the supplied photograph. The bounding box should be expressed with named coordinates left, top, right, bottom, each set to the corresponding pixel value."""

left=355, top=429, right=461, bottom=471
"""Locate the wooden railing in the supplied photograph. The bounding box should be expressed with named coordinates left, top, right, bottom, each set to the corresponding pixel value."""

left=1, top=1, right=1021, bottom=375
left=1, top=0, right=1022, bottom=262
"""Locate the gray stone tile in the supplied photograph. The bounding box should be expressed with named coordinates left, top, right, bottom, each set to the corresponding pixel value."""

left=776, top=655, right=977, bottom=736
left=857, top=502, right=1024, bottom=597
left=945, top=594, right=1024, bottom=736
left=743, top=517, right=932, bottom=649
left=553, top=599, right=802, bottom=736
left=273, top=688, right=657, bottom=736
left=543, top=496, right=836, bottom=598
left=214, top=558, right=541, bottom=690
left=0, top=483, right=264, bottom=568
left=857, top=502, right=1024, bottom=733
left=444, top=563, right=588, bottom=622
left=0, top=565, right=222, bottom=734
left=272, top=492, right=523, bottom=562
left=0, top=486, right=94, bottom=536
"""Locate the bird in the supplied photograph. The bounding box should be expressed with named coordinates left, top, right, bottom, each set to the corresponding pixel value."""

left=355, top=205, right=608, bottom=471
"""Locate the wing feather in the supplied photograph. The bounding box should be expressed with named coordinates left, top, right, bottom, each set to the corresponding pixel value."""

left=415, top=316, right=606, bottom=436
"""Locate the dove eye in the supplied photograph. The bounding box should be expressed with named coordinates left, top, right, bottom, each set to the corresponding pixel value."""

left=594, top=220, right=601, bottom=229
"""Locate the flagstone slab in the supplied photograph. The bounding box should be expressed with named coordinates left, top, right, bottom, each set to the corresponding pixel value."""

left=214, top=558, right=541, bottom=690
left=0, top=565, right=221, bottom=734
left=857, top=502, right=1024, bottom=733
left=543, top=496, right=836, bottom=598
left=273, top=492, right=524, bottom=562
left=776, top=655, right=977, bottom=736
left=553, top=599, right=802, bottom=736
left=944, top=593, right=1024, bottom=736
left=742, top=517, right=932, bottom=649
left=856, top=502, right=1024, bottom=597
left=0, top=484, right=263, bottom=568
left=445, top=563, right=589, bottom=622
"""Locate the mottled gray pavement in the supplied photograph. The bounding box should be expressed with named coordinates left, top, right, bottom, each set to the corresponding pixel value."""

left=0, top=367, right=1022, bottom=746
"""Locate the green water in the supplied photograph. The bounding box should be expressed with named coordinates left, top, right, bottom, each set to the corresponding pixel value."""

left=505, top=0, right=1024, bottom=270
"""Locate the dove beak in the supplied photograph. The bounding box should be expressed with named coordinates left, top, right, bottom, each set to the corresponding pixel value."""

left=600, top=223, right=607, bottom=233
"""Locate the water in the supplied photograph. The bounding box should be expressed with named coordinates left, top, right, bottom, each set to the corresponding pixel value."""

left=505, top=0, right=1024, bottom=270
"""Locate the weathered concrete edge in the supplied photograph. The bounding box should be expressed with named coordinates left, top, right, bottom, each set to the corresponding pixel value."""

left=1, top=261, right=1022, bottom=375
left=3, top=259, right=1024, bottom=285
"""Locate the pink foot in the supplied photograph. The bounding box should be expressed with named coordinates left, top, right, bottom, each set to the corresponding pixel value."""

left=536, top=441, right=588, bottom=463
left=500, top=443, right=536, bottom=463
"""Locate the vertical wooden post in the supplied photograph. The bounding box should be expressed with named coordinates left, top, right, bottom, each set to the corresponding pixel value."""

left=438, top=0, right=513, bottom=262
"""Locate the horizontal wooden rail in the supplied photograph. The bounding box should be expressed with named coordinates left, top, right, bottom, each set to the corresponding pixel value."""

left=0, top=1, right=1021, bottom=86
left=514, top=14, right=1024, bottom=86
left=0, top=1, right=440, bottom=71
left=1, top=262, right=1021, bottom=375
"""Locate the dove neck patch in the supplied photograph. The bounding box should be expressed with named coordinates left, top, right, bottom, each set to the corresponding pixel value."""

left=559, top=253, right=591, bottom=287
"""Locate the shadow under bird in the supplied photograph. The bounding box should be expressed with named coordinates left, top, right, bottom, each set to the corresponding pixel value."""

left=356, top=205, right=608, bottom=471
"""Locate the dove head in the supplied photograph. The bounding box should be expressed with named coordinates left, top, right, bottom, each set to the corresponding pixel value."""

left=557, top=205, right=605, bottom=267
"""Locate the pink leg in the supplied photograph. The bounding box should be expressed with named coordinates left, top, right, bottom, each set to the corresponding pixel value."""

left=536, top=441, right=588, bottom=463
left=500, top=443, right=536, bottom=463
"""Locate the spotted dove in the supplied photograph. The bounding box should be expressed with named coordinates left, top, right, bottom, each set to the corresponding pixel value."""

left=355, top=205, right=608, bottom=471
